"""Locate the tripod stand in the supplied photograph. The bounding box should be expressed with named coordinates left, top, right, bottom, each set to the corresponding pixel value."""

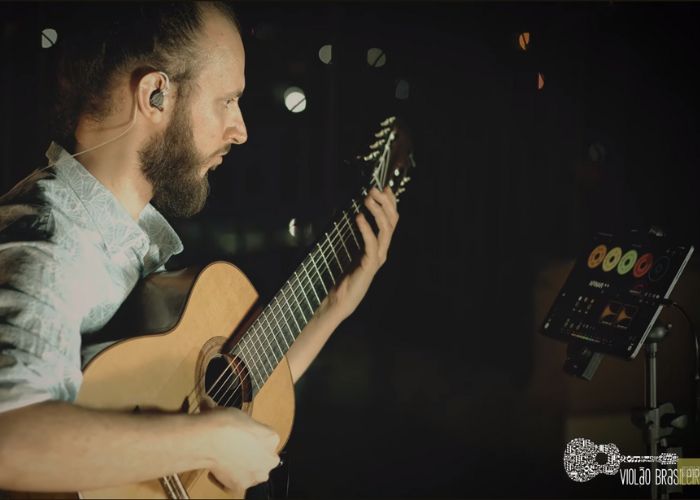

left=632, top=321, right=688, bottom=500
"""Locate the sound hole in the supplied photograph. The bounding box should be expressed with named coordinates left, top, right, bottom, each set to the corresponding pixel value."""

left=204, top=355, right=247, bottom=408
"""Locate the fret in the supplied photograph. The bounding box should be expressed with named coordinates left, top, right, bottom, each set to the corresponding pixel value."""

left=325, top=232, right=344, bottom=275
left=316, top=243, right=336, bottom=285
left=236, top=338, right=263, bottom=393
left=351, top=198, right=361, bottom=214
left=278, top=287, right=303, bottom=335
left=271, top=293, right=297, bottom=346
left=244, top=329, right=273, bottom=381
left=255, top=316, right=285, bottom=361
left=343, top=210, right=361, bottom=249
left=309, top=251, right=329, bottom=294
left=300, top=260, right=322, bottom=306
left=285, top=278, right=308, bottom=324
left=334, top=221, right=352, bottom=262
left=251, top=321, right=280, bottom=371
left=294, top=269, right=317, bottom=314
left=262, top=306, right=290, bottom=351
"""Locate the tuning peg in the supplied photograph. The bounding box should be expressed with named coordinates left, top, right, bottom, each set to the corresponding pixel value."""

left=405, top=176, right=412, bottom=183
left=374, top=128, right=391, bottom=138
left=362, top=150, right=381, bottom=161
left=380, top=116, right=396, bottom=127
left=397, top=187, right=406, bottom=195
left=370, top=140, right=385, bottom=150
left=389, top=179, right=395, bottom=188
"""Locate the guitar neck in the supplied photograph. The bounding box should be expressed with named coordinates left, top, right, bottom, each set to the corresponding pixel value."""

left=225, top=116, right=413, bottom=395
left=228, top=194, right=367, bottom=394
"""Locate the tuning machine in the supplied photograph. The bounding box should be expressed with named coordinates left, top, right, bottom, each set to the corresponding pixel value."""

left=374, top=128, right=391, bottom=139
left=361, top=150, right=381, bottom=162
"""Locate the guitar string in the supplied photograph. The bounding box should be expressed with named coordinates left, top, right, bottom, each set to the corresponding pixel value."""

left=213, top=205, right=400, bottom=406
left=208, top=148, right=393, bottom=407
left=202, top=141, right=393, bottom=403
left=202, top=149, right=393, bottom=408
left=206, top=198, right=368, bottom=407
left=191, top=143, right=393, bottom=409
left=190, top=198, right=366, bottom=410
left=203, top=197, right=364, bottom=402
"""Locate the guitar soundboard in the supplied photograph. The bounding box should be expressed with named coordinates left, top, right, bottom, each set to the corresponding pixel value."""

left=541, top=231, right=694, bottom=359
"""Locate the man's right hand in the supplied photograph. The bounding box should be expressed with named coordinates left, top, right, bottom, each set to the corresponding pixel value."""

left=203, top=407, right=281, bottom=492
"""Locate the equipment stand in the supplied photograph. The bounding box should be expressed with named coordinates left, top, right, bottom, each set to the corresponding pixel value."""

left=646, top=323, right=666, bottom=500
left=634, top=321, right=682, bottom=500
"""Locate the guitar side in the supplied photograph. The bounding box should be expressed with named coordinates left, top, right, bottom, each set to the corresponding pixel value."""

left=75, top=262, right=295, bottom=499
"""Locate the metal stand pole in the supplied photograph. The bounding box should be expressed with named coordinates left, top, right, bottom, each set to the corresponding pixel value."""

left=643, top=322, right=670, bottom=500
left=646, top=339, right=660, bottom=500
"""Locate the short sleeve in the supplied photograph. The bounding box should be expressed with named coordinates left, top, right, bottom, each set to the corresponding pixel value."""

left=0, top=243, right=83, bottom=413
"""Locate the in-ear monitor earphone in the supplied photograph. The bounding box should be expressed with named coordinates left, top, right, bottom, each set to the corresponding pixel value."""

left=149, top=71, right=170, bottom=111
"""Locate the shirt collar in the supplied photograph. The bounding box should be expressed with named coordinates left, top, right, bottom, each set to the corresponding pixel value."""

left=46, top=142, right=183, bottom=272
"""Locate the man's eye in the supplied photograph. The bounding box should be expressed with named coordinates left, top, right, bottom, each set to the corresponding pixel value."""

left=224, top=98, right=236, bottom=108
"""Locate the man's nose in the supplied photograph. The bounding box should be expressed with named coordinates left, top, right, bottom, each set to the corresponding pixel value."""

left=226, top=115, right=248, bottom=145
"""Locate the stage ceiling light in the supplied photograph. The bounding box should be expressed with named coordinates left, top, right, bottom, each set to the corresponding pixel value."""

left=41, top=28, right=58, bottom=48
left=284, top=86, right=307, bottom=113
left=367, top=48, right=387, bottom=68
left=319, top=44, right=332, bottom=64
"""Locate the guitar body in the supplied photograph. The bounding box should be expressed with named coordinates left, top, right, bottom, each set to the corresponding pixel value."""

left=76, top=262, right=295, bottom=499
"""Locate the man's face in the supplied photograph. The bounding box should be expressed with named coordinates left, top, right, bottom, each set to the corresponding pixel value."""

left=140, top=11, right=247, bottom=218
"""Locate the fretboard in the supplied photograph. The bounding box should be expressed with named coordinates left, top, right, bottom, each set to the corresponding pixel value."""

left=228, top=194, right=368, bottom=395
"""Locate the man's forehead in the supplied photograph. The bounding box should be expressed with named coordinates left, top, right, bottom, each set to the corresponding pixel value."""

left=197, top=12, right=245, bottom=85
left=199, top=7, right=244, bottom=58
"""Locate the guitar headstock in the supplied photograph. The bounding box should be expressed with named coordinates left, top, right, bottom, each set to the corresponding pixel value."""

left=358, top=116, right=415, bottom=203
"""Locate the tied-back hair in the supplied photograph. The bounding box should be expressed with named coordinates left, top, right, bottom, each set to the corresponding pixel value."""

left=51, top=1, right=239, bottom=152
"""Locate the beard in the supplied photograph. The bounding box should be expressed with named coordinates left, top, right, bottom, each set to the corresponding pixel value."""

left=139, top=99, right=211, bottom=218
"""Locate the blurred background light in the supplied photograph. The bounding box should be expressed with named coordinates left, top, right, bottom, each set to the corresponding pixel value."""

left=319, top=44, right=332, bottom=64
left=367, top=47, right=387, bottom=67
left=40, top=28, right=57, bottom=48
left=283, top=86, right=307, bottom=113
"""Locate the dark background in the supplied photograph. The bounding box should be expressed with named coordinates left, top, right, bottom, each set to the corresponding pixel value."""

left=2, top=1, right=700, bottom=497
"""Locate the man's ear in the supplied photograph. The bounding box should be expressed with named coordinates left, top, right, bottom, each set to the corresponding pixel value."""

left=135, top=71, right=170, bottom=124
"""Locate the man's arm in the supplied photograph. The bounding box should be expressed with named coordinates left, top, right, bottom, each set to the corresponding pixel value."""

left=0, top=401, right=280, bottom=492
left=286, top=187, right=399, bottom=383
left=0, top=241, right=279, bottom=493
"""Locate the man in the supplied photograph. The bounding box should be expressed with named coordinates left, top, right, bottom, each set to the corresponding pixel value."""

left=0, top=2, right=398, bottom=494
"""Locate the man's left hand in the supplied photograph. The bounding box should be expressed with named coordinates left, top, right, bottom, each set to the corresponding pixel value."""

left=324, top=186, right=399, bottom=322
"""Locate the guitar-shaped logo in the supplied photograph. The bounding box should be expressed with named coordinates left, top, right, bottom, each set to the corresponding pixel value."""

left=564, top=437, right=678, bottom=482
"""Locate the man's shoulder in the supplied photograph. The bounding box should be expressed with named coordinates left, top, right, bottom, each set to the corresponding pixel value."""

left=0, top=168, right=59, bottom=244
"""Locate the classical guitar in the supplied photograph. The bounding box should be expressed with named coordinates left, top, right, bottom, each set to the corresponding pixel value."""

left=51, top=117, right=414, bottom=499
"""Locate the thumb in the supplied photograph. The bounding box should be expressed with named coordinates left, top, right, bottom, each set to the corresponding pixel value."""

left=199, top=396, right=218, bottom=413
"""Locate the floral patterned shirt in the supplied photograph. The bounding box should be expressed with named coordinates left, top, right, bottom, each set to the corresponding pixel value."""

left=0, top=142, right=182, bottom=413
